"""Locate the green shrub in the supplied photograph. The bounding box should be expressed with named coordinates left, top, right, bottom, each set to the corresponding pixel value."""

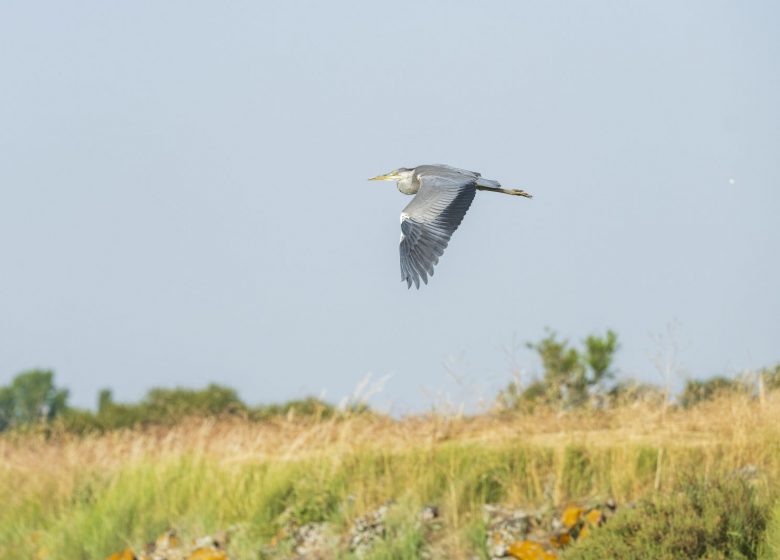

left=608, top=380, right=665, bottom=406
left=762, top=364, right=780, bottom=392
left=497, top=330, right=619, bottom=410
left=0, top=370, right=69, bottom=430
left=53, top=389, right=358, bottom=434
left=142, top=384, right=246, bottom=420
left=563, top=477, right=770, bottom=560
left=249, top=397, right=339, bottom=421
left=679, top=377, right=744, bottom=408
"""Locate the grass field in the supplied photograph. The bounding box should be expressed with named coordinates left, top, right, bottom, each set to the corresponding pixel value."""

left=2, top=393, right=779, bottom=559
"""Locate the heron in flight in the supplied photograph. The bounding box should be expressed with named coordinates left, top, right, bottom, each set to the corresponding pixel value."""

left=369, top=164, right=531, bottom=289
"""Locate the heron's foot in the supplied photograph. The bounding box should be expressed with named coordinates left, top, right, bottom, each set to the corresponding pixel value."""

left=511, top=189, right=533, bottom=198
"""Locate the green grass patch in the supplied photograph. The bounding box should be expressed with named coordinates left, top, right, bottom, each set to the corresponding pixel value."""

left=761, top=497, right=780, bottom=560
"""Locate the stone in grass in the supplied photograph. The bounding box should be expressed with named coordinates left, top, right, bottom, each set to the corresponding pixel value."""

left=348, top=501, right=394, bottom=558
left=560, top=505, right=584, bottom=530
left=565, top=506, right=604, bottom=542
left=104, top=528, right=233, bottom=560
left=292, top=522, right=339, bottom=558
left=145, top=530, right=187, bottom=560
left=104, top=550, right=136, bottom=560
left=483, top=504, right=533, bottom=558
left=506, top=540, right=558, bottom=560
left=482, top=504, right=535, bottom=558
left=193, top=532, right=229, bottom=550
left=548, top=532, right=571, bottom=549
left=733, top=463, right=760, bottom=480
left=262, top=517, right=337, bottom=559
left=187, top=532, right=230, bottom=560
left=185, top=548, right=228, bottom=560
left=483, top=500, right=621, bottom=558
left=420, top=504, right=439, bottom=522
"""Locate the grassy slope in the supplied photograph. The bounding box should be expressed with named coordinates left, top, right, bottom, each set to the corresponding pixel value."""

left=1, top=394, right=779, bottom=559
left=762, top=498, right=780, bottom=560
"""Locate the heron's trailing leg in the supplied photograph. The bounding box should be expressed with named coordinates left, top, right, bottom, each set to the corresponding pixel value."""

left=476, top=185, right=533, bottom=198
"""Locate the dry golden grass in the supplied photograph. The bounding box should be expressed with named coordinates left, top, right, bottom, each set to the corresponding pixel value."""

left=4, top=392, right=778, bottom=471
left=1, top=393, right=779, bottom=558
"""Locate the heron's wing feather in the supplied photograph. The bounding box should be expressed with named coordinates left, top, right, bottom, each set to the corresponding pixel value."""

left=399, top=172, right=476, bottom=288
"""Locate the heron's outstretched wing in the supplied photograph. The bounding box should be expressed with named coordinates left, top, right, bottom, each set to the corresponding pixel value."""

left=399, top=171, right=477, bottom=288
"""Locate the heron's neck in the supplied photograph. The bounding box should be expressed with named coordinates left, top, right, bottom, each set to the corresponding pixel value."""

left=396, top=173, right=418, bottom=195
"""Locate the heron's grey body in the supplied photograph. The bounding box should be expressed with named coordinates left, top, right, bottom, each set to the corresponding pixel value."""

left=370, top=164, right=532, bottom=289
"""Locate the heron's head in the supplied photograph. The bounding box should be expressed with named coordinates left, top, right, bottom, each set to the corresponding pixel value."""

left=368, top=167, right=414, bottom=182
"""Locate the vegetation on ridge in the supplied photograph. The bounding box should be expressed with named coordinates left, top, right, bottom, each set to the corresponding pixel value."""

left=1, top=329, right=778, bottom=558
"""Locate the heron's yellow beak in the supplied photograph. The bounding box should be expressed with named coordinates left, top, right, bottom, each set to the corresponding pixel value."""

left=368, top=173, right=396, bottom=181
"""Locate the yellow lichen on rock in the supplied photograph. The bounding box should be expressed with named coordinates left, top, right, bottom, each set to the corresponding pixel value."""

left=187, top=548, right=228, bottom=560
left=561, top=505, right=584, bottom=529
left=576, top=507, right=603, bottom=540
left=155, top=530, right=181, bottom=551
left=549, top=532, right=572, bottom=548
left=584, top=509, right=602, bottom=526
left=103, top=549, right=136, bottom=560
left=507, top=540, right=558, bottom=560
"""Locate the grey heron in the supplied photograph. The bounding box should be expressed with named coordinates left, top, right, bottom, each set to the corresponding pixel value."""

left=369, top=164, right=532, bottom=289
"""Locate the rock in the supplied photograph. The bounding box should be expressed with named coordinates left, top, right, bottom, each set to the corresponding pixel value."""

left=506, top=540, right=557, bottom=560
left=548, top=532, right=571, bottom=549
left=104, top=550, right=136, bottom=560
left=104, top=527, right=235, bottom=560
left=292, top=522, right=337, bottom=558
left=348, top=502, right=393, bottom=557
left=483, top=504, right=533, bottom=558
left=193, top=536, right=219, bottom=549
left=584, top=509, right=602, bottom=527
left=420, top=504, right=439, bottom=522
left=482, top=499, right=620, bottom=558
left=560, top=505, right=583, bottom=529
left=155, top=530, right=181, bottom=550
left=734, top=464, right=759, bottom=480
left=148, top=530, right=186, bottom=560
left=186, top=548, right=227, bottom=560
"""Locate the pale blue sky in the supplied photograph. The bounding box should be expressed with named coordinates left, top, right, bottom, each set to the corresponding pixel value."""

left=1, top=1, right=778, bottom=411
